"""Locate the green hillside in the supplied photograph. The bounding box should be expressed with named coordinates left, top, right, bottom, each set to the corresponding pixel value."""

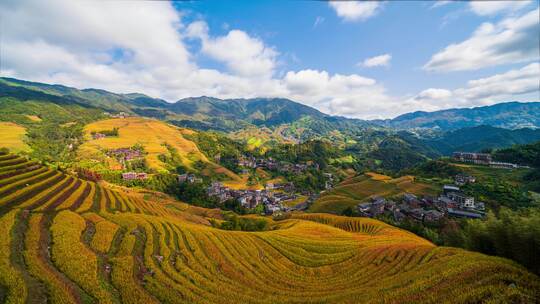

left=378, top=102, right=540, bottom=130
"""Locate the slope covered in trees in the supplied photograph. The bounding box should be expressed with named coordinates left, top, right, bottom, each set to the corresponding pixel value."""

left=0, top=152, right=538, bottom=303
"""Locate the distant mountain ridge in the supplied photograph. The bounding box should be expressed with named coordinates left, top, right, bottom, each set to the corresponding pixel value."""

left=376, top=102, right=540, bottom=130
left=1, top=77, right=539, bottom=133
left=2, top=77, right=540, bottom=172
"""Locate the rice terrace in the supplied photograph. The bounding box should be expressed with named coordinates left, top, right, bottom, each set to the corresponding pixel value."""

left=1, top=0, right=540, bottom=303
left=0, top=152, right=538, bottom=303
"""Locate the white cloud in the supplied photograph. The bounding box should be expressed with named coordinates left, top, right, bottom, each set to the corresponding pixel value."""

left=329, top=1, right=381, bottom=22
left=409, top=63, right=539, bottom=111
left=0, top=0, right=195, bottom=99
left=456, top=62, right=539, bottom=101
left=414, top=88, right=453, bottom=101
left=0, top=0, right=396, bottom=119
left=431, top=1, right=452, bottom=9
left=283, top=70, right=395, bottom=118
left=313, top=16, right=325, bottom=28
left=1, top=0, right=536, bottom=121
left=187, top=21, right=278, bottom=78
left=469, top=1, right=532, bottom=16
left=360, top=54, right=392, bottom=68
left=424, top=8, right=539, bottom=72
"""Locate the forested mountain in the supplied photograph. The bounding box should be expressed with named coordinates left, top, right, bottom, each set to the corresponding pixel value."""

left=423, top=125, right=540, bottom=155
left=375, top=102, right=540, bottom=131
left=2, top=77, right=539, bottom=133
left=2, top=76, right=540, bottom=172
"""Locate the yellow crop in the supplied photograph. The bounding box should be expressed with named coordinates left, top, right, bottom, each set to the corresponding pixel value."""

left=0, top=153, right=537, bottom=303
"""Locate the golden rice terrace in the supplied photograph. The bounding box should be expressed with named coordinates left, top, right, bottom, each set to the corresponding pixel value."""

left=0, top=152, right=538, bottom=303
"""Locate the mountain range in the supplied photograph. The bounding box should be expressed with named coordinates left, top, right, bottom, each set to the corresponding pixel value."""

left=376, top=101, right=540, bottom=130
left=2, top=77, right=538, bottom=132
left=1, top=77, right=539, bottom=163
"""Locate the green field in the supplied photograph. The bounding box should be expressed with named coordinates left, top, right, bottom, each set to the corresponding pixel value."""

left=453, top=162, right=531, bottom=186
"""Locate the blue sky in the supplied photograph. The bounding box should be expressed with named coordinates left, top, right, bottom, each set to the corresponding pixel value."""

left=1, top=0, right=538, bottom=118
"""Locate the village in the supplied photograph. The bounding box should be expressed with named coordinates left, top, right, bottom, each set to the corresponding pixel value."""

left=352, top=151, right=516, bottom=224
left=114, top=149, right=513, bottom=221
left=204, top=155, right=332, bottom=214
left=205, top=181, right=313, bottom=214
left=114, top=150, right=328, bottom=214
left=356, top=173, right=486, bottom=223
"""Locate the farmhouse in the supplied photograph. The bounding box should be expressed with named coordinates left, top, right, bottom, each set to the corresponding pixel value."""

left=403, top=193, right=421, bottom=208
left=424, top=210, right=443, bottom=222
left=108, top=148, right=143, bottom=161
left=178, top=173, right=202, bottom=183
left=92, top=133, right=106, bottom=140
left=122, top=172, right=147, bottom=180
left=453, top=152, right=492, bottom=165
left=447, top=191, right=475, bottom=208
left=454, top=175, right=476, bottom=185
left=356, top=197, right=386, bottom=217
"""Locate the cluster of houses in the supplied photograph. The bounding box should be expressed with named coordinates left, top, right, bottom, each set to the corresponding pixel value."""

left=104, top=111, right=130, bottom=119
left=357, top=173, right=486, bottom=222
left=177, top=173, right=203, bottom=184
left=121, top=172, right=148, bottom=180
left=206, top=181, right=307, bottom=214
left=452, top=152, right=528, bottom=169
left=107, top=147, right=144, bottom=165
left=92, top=133, right=107, bottom=140
left=109, top=147, right=148, bottom=180
left=237, top=156, right=320, bottom=174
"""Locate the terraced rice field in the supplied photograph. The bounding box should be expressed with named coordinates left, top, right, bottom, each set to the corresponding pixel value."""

left=0, top=152, right=539, bottom=303
left=78, top=118, right=239, bottom=180
left=0, top=122, right=30, bottom=153
left=309, top=173, right=439, bottom=214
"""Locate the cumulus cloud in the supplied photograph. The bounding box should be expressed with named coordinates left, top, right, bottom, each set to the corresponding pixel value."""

left=1, top=0, right=536, bottom=121
left=360, top=54, right=392, bottom=68
left=410, top=63, right=539, bottom=111
left=469, top=1, right=532, bottom=16
left=424, top=8, right=539, bottom=72
left=328, top=1, right=381, bottom=22
left=414, top=88, right=453, bottom=101
left=456, top=62, right=539, bottom=101
left=283, top=70, right=395, bottom=118
left=187, top=21, right=278, bottom=78
left=0, top=0, right=397, bottom=119
left=430, top=1, right=452, bottom=9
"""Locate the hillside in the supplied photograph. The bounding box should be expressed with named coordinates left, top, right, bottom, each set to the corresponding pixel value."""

left=309, top=173, right=439, bottom=214
left=378, top=102, right=540, bottom=131
left=0, top=122, right=29, bottom=153
left=3, top=77, right=539, bottom=135
left=0, top=153, right=538, bottom=303
left=78, top=117, right=240, bottom=180
left=2, top=76, right=540, bottom=173
left=424, top=125, right=540, bottom=155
